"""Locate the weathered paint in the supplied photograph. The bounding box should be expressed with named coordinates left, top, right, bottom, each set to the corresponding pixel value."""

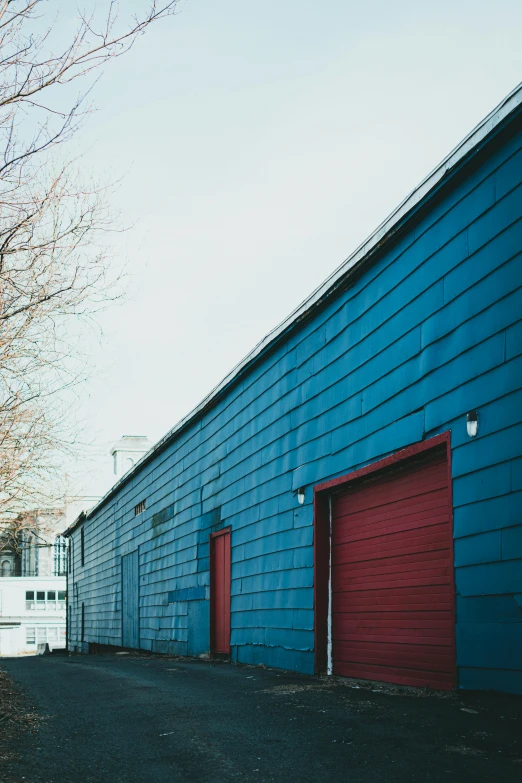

left=67, top=97, right=522, bottom=694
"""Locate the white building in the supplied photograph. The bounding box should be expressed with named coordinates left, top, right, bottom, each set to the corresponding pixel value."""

left=0, top=576, right=66, bottom=655
left=110, top=435, right=153, bottom=479
left=0, top=510, right=67, bottom=656
left=0, top=438, right=151, bottom=656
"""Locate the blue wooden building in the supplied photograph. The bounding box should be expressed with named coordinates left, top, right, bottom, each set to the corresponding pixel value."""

left=65, top=83, right=522, bottom=695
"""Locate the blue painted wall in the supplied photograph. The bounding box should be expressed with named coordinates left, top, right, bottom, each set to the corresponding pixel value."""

left=68, top=113, right=522, bottom=694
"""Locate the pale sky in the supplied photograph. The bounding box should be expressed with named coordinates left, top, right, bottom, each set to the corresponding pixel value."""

left=66, top=0, right=522, bottom=500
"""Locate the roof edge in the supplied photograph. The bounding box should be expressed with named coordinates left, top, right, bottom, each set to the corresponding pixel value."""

left=63, top=511, right=86, bottom=538
left=77, top=80, right=522, bottom=529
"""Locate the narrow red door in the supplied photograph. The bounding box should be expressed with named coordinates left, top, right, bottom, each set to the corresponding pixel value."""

left=211, top=529, right=231, bottom=654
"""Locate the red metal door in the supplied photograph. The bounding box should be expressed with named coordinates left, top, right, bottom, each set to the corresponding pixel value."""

left=331, top=451, right=455, bottom=690
left=211, top=529, right=231, bottom=654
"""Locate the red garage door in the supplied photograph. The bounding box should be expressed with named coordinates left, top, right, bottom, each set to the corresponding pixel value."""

left=331, top=450, right=455, bottom=690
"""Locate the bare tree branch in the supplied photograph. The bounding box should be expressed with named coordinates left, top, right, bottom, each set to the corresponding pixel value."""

left=0, top=1, right=177, bottom=528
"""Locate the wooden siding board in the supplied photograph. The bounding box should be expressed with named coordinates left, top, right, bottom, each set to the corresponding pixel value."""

left=456, top=561, right=522, bottom=596
left=496, top=147, right=522, bottom=200
left=459, top=668, right=522, bottom=697
left=506, top=319, right=522, bottom=359
left=423, top=275, right=522, bottom=361
left=468, top=183, right=522, bottom=255
left=452, top=424, right=522, bottom=477
left=443, top=220, right=522, bottom=305
left=457, top=623, right=522, bottom=670
left=501, top=525, right=522, bottom=560
left=457, top=595, right=522, bottom=623
left=448, top=389, right=522, bottom=450
left=66, top=122, right=522, bottom=691
left=512, top=458, right=522, bottom=491
left=363, top=332, right=505, bottom=416
left=251, top=588, right=314, bottom=611
left=454, top=532, right=502, bottom=566
left=236, top=644, right=314, bottom=674
left=453, top=463, right=511, bottom=506
left=425, top=355, right=522, bottom=433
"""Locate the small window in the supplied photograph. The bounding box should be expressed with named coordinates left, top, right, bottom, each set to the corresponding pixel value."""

left=58, top=590, right=66, bottom=609
left=1, top=560, right=12, bottom=576
left=53, top=536, right=67, bottom=576
left=134, top=499, right=146, bottom=516
left=36, top=591, right=45, bottom=609
left=37, top=627, right=47, bottom=643
left=26, top=627, right=36, bottom=644
left=25, top=590, right=35, bottom=610
left=47, top=591, right=56, bottom=601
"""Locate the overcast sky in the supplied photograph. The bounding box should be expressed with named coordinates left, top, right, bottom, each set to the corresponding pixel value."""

left=68, top=0, right=522, bottom=501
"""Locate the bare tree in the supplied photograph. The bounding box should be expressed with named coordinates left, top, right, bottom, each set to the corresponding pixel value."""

left=0, top=1, right=177, bottom=533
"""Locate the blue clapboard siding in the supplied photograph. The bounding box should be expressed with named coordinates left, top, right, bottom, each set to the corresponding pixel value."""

left=67, top=112, right=522, bottom=694
left=122, top=550, right=140, bottom=649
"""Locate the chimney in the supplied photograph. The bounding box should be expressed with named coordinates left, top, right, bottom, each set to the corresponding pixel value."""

left=110, top=435, right=153, bottom=478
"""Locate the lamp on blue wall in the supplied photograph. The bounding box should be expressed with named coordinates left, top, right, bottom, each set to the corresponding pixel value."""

left=466, top=411, right=479, bottom=438
left=297, top=487, right=305, bottom=505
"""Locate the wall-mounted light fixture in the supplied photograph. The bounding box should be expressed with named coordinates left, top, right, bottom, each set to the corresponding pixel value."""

left=297, top=487, right=305, bottom=505
left=466, top=411, right=479, bottom=438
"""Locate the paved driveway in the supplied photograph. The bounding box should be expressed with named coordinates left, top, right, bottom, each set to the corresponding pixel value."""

left=1, top=653, right=521, bottom=782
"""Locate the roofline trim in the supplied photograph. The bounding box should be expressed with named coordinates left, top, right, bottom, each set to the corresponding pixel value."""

left=63, top=511, right=85, bottom=539
left=75, top=80, right=522, bottom=530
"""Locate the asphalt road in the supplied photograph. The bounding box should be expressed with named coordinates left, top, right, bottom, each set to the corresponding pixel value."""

left=1, top=653, right=521, bottom=783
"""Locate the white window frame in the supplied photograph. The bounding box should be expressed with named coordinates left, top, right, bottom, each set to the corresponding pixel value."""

left=28, top=590, right=65, bottom=611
